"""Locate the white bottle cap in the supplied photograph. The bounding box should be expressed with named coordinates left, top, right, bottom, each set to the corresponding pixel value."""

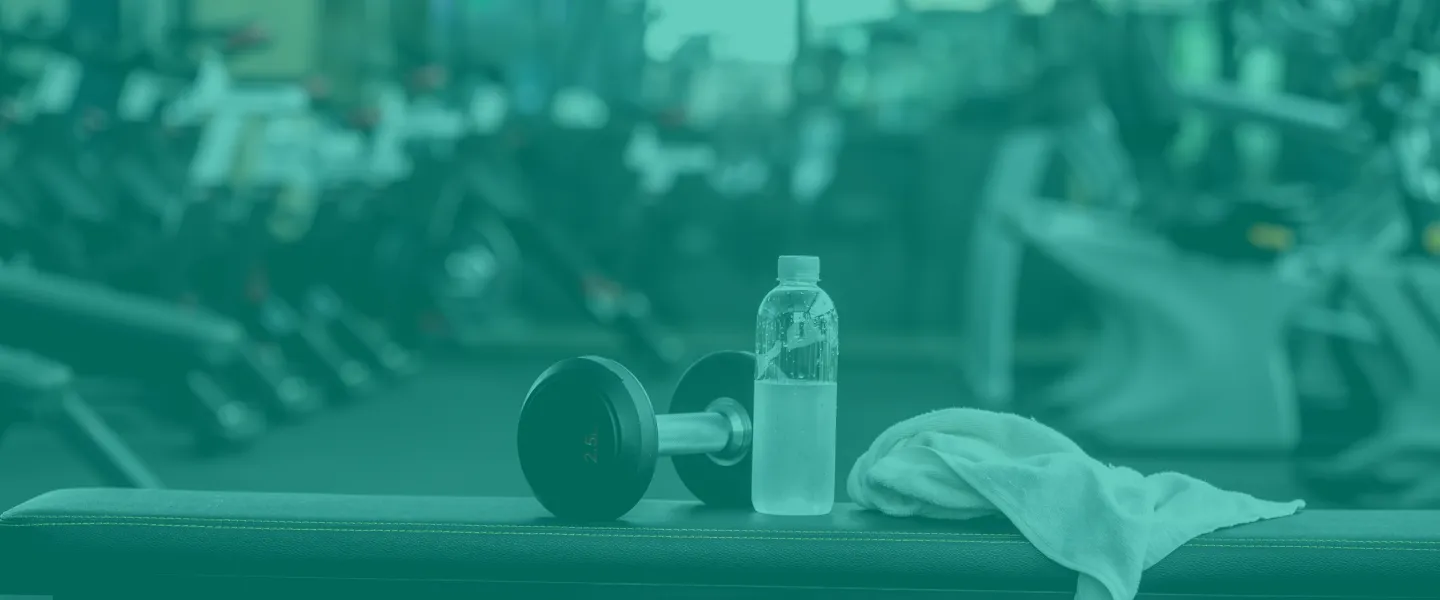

left=778, top=255, right=821, bottom=282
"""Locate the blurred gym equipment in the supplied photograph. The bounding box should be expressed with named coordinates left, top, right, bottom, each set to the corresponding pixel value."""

left=1299, top=260, right=1440, bottom=506
left=950, top=0, right=1440, bottom=466
left=0, top=0, right=691, bottom=469
left=0, top=267, right=268, bottom=451
left=954, top=0, right=1325, bottom=452
left=0, top=345, right=162, bottom=488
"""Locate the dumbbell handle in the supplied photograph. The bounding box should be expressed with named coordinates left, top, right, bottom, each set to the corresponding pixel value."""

left=656, top=412, right=738, bottom=457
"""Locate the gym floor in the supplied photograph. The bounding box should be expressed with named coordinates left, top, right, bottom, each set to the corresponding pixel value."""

left=0, top=348, right=1305, bottom=511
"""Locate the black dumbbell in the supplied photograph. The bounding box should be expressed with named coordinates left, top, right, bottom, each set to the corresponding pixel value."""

left=518, top=351, right=755, bottom=521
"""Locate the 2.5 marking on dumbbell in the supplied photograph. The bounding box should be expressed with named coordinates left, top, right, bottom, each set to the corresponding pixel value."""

left=584, top=429, right=599, bottom=464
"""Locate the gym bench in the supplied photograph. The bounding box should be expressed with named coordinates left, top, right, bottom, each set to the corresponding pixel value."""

left=3, top=488, right=1437, bottom=599
left=0, top=268, right=269, bottom=447
left=0, top=268, right=244, bottom=376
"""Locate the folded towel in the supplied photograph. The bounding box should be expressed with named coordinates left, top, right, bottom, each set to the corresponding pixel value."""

left=848, top=408, right=1305, bottom=600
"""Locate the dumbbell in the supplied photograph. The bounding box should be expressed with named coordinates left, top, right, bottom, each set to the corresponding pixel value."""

left=518, top=351, right=755, bottom=521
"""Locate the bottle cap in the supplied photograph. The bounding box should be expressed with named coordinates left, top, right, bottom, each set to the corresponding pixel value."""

left=777, top=255, right=820, bottom=282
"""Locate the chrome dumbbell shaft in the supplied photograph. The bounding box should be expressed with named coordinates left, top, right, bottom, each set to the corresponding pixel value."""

left=655, top=398, right=751, bottom=461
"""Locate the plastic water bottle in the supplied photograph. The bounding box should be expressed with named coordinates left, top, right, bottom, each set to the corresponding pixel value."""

left=752, top=255, right=839, bottom=516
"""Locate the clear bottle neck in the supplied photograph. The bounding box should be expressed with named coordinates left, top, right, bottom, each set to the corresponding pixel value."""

left=777, top=278, right=820, bottom=287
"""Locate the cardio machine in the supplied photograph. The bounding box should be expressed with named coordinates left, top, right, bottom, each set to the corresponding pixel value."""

left=956, top=2, right=1334, bottom=452
left=960, top=143, right=1319, bottom=451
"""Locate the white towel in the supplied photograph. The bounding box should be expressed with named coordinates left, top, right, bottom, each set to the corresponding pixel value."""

left=848, top=408, right=1305, bottom=600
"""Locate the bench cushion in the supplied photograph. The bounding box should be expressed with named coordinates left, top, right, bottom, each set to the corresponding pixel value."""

left=2, top=488, right=1438, bottom=598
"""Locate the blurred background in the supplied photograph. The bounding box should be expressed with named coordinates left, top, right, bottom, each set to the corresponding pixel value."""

left=2, top=0, right=1439, bottom=512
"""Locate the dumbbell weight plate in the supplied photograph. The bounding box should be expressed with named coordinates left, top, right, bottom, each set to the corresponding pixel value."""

left=517, top=356, right=657, bottom=521
left=670, top=351, right=755, bottom=510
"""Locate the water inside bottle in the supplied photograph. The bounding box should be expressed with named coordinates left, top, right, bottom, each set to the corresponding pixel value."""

left=752, top=379, right=838, bottom=515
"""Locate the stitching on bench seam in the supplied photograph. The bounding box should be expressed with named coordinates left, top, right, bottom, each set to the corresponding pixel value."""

left=0, top=514, right=1020, bottom=538
left=0, top=521, right=1035, bottom=544
left=3, top=521, right=1439, bottom=552
left=1, top=515, right=1433, bottom=546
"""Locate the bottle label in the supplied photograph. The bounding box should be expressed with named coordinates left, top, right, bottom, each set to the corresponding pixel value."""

left=757, top=316, right=825, bottom=382
left=785, top=320, right=822, bottom=350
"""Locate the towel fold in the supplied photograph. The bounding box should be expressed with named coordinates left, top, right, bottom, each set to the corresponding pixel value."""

left=848, top=408, right=1305, bottom=600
